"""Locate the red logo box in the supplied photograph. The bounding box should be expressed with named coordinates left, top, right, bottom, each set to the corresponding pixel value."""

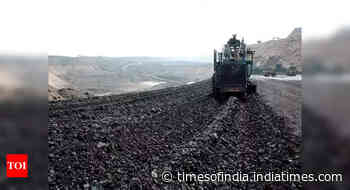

left=6, top=154, right=28, bottom=178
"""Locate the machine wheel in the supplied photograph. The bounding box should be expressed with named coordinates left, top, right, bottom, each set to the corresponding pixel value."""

left=213, top=87, right=220, bottom=99
left=247, top=82, right=257, bottom=94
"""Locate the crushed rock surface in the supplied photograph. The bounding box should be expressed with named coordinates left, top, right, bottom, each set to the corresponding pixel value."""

left=49, top=80, right=301, bottom=189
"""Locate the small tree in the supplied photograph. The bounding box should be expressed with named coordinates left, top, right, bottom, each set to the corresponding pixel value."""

left=257, top=40, right=262, bottom=44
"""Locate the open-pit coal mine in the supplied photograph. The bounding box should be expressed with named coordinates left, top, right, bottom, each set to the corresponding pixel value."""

left=48, top=79, right=301, bottom=189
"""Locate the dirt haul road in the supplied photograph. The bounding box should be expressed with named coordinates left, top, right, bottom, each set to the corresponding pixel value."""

left=48, top=79, right=301, bottom=189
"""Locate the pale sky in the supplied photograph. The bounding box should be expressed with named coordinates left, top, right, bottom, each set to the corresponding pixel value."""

left=0, top=0, right=349, bottom=58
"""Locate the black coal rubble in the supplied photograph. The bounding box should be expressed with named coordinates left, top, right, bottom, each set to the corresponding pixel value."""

left=49, top=80, right=301, bottom=189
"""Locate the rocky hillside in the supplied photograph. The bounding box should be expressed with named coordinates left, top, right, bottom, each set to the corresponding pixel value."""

left=249, top=28, right=302, bottom=72
left=48, top=85, right=63, bottom=101
left=49, top=72, right=92, bottom=101
left=48, top=85, right=92, bottom=101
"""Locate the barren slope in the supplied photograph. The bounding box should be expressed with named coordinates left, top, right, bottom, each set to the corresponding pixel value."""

left=49, top=56, right=212, bottom=97
left=249, top=28, right=302, bottom=72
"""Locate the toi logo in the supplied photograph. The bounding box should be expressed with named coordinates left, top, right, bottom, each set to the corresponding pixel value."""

left=6, top=154, right=28, bottom=178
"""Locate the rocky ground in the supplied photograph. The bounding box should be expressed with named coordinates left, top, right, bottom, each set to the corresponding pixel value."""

left=48, top=79, right=302, bottom=189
